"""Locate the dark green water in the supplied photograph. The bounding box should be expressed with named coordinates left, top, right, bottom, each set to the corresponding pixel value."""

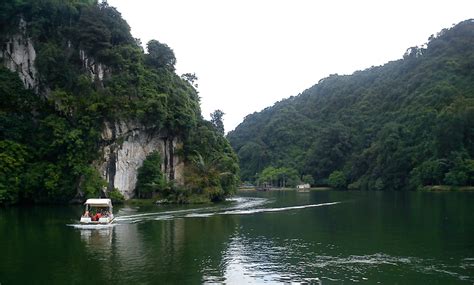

left=1, top=191, right=473, bottom=284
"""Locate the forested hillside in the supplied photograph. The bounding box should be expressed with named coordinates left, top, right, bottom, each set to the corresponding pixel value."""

left=228, top=20, right=474, bottom=190
left=0, top=0, right=239, bottom=204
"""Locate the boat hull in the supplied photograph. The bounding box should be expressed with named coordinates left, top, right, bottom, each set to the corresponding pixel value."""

left=80, top=217, right=114, bottom=224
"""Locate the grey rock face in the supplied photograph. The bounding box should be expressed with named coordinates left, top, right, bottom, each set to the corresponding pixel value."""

left=0, top=20, right=38, bottom=90
left=99, top=121, right=184, bottom=199
left=79, top=49, right=108, bottom=83
left=0, top=26, right=106, bottom=93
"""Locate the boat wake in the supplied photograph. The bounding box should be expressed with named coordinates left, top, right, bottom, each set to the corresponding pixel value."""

left=185, top=201, right=341, bottom=218
left=69, top=197, right=341, bottom=226
left=225, top=197, right=271, bottom=210
left=222, top=201, right=341, bottom=215
left=113, top=207, right=215, bottom=223
left=113, top=197, right=340, bottom=224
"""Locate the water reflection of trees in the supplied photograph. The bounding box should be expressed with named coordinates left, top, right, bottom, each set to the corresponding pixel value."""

left=77, top=209, right=239, bottom=283
left=146, top=215, right=239, bottom=283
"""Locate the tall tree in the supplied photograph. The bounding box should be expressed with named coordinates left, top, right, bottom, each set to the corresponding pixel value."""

left=145, top=39, right=176, bottom=70
left=210, top=109, right=225, bottom=135
left=181, top=72, right=198, bottom=88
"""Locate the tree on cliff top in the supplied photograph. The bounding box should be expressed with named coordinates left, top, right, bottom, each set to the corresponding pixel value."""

left=210, top=109, right=225, bottom=135
left=145, top=40, right=176, bottom=71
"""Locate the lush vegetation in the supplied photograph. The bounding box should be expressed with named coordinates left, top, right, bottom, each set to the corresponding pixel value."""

left=255, top=166, right=299, bottom=188
left=228, top=19, right=474, bottom=191
left=0, top=0, right=239, bottom=205
left=183, top=118, right=240, bottom=202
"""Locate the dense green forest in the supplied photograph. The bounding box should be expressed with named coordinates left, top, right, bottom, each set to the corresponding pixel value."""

left=228, top=20, right=474, bottom=190
left=0, top=0, right=239, bottom=205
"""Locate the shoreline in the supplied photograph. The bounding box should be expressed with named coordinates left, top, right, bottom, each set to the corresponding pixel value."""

left=237, top=187, right=332, bottom=191
left=421, top=185, right=474, bottom=192
left=238, top=186, right=474, bottom=192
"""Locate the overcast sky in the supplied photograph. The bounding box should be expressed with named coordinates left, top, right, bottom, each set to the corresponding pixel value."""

left=107, top=0, right=473, bottom=133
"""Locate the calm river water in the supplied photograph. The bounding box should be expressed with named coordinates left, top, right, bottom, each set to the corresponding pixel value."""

left=0, top=190, right=473, bottom=284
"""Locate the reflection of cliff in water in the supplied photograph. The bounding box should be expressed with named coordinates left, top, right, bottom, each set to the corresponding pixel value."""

left=159, top=218, right=186, bottom=259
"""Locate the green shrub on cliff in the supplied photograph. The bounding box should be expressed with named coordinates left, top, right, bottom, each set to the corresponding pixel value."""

left=136, top=152, right=166, bottom=199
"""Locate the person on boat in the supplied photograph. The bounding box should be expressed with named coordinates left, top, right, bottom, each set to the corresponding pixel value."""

left=95, top=212, right=102, bottom=221
left=82, top=210, right=90, bottom=218
left=91, top=211, right=97, bottom=221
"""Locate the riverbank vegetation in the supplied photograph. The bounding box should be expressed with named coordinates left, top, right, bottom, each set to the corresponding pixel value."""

left=0, top=0, right=239, bottom=205
left=421, top=185, right=474, bottom=192
left=228, top=19, right=474, bottom=191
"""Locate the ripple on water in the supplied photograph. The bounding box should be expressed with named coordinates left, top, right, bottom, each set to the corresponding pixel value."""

left=111, top=197, right=271, bottom=224
left=107, top=197, right=340, bottom=225
left=221, top=201, right=341, bottom=215
left=203, top=234, right=474, bottom=284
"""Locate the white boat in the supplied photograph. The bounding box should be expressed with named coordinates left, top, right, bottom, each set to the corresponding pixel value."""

left=80, top=198, right=114, bottom=224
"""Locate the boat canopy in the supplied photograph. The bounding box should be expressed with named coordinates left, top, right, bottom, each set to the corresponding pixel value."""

left=84, top=198, right=112, bottom=208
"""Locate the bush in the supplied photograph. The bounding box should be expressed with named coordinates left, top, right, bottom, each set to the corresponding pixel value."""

left=81, top=166, right=107, bottom=198
left=108, top=188, right=124, bottom=203
left=328, top=170, right=347, bottom=190
left=136, top=151, right=166, bottom=198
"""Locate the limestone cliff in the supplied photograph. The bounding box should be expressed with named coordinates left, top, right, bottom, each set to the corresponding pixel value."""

left=0, top=19, right=38, bottom=91
left=99, top=121, right=184, bottom=199
left=79, top=49, right=109, bottom=84
left=1, top=28, right=184, bottom=200
left=0, top=1, right=239, bottom=205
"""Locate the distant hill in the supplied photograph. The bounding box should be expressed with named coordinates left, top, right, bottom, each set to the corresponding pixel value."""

left=228, top=19, right=474, bottom=190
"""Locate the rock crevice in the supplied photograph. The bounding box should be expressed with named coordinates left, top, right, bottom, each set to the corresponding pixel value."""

left=99, top=121, right=184, bottom=199
left=0, top=20, right=39, bottom=91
